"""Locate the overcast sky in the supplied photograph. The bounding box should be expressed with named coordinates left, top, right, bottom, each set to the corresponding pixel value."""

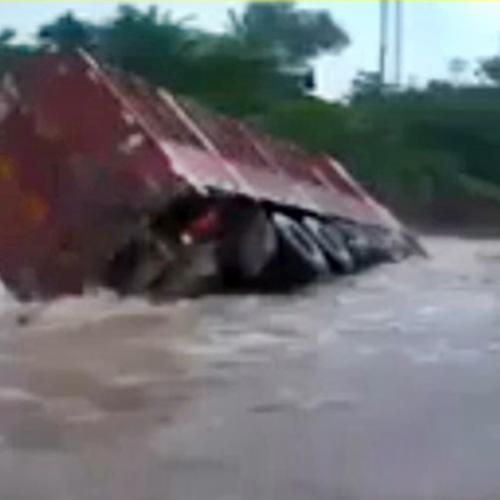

left=1, top=1, right=500, bottom=99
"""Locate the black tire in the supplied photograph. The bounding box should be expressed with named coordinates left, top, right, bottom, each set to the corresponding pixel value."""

left=303, top=217, right=354, bottom=274
left=365, top=227, right=390, bottom=264
left=105, top=239, right=143, bottom=294
left=337, top=222, right=372, bottom=269
left=216, top=204, right=278, bottom=286
left=105, top=236, right=171, bottom=295
left=269, top=212, right=329, bottom=284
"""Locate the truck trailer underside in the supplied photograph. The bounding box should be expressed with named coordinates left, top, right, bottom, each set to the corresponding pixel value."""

left=0, top=52, right=422, bottom=300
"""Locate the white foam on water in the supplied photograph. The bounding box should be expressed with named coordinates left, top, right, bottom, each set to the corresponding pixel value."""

left=23, top=288, right=180, bottom=332
left=0, top=236, right=493, bottom=365
left=0, top=280, right=25, bottom=337
left=0, top=387, right=39, bottom=403
left=0, top=281, right=18, bottom=311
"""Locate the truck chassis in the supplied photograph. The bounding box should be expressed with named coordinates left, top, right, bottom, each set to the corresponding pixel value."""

left=0, top=52, right=420, bottom=300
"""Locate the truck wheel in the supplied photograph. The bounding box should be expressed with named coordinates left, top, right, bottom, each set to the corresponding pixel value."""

left=364, top=227, right=389, bottom=264
left=337, top=223, right=372, bottom=269
left=105, top=239, right=142, bottom=294
left=270, top=212, right=329, bottom=284
left=216, top=204, right=277, bottom=286
left=105, top=236, right=172, bottom=295
left=303, top=217, right=354, bottom=274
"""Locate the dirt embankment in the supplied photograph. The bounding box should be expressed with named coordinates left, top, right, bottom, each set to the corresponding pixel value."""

left=385, top=194, right=500, bottom=238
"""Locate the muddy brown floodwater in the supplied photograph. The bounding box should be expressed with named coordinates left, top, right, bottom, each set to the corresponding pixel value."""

left=1, top=237, right=500, bottom=500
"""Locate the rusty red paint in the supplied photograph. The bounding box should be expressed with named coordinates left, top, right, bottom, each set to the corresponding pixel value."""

left=0, top=52, right=400, bottom=297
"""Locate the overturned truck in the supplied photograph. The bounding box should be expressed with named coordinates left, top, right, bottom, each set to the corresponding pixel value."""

left=0, top=52, right=420, bottom=299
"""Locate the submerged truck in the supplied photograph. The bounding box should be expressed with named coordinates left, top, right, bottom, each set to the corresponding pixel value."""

left=0, top=51, right=419, bottom=299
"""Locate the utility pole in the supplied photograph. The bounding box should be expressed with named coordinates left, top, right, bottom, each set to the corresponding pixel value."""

left=394, top=0, right=403, bottom=86
left=379, top=0, right=389, bottom=88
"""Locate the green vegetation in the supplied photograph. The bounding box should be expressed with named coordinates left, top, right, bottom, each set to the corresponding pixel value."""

left=2, top=3, right=500, bottom=225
